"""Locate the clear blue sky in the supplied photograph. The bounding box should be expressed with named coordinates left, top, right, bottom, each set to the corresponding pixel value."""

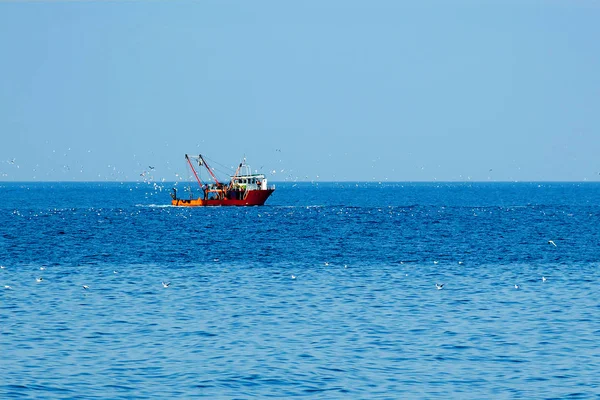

left=1, top=0, right=599, bottom=182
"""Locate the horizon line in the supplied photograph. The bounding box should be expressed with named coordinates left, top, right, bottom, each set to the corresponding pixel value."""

left=2, top=180, right=600, bottom=184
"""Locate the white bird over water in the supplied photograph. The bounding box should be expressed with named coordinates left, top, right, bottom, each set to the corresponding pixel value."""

left=548, top=240, right=557, bottom=247
left=433, top=261, right=439, bottom=265
left=436, top=283, right=444, bottom=290
left=324, top=262, right=329, bottom=266
left=514, top=284, right=520, bottom=289
left=36, top=277, right=43, bottom=283
left=542, top=276, right=547, bottom=282
left=82, top=285, right=89, bottom=290
left=40, top=266, right=46, bottom=271
left=4, top=285, right=11, bottom=289
left=162, top=281, right=170, bottom=288
left=291, top=275, right=296, bottom=279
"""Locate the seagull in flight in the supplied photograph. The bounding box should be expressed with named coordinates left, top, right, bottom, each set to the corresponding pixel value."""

left=514, top=284, right=520, bottom=289
left=162, top=281, right=171, bottom=288
left=4, top=285, right=11, bottom=289
left=36, top=277, right=43, bottom=283
left=548, top=240, right=557, bottom=247
left=291, top=275, right=296, bottom=280
left=542, top=276, right=547, bottom=282
left=324, top=262, right=329, bottom=266
left=82, top=285, right=89, bottom=290
left=436, top=283, right=444, bottom=290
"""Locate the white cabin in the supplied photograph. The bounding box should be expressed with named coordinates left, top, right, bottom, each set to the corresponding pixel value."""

left=231, top=174, right=268, bottom=191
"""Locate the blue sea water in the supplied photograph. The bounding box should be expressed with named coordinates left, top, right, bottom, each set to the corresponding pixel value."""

left=1, top=181, right=599, bottom=399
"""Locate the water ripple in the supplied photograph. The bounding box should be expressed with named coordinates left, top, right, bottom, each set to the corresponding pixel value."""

left=1, top=182, right=600, bottom=398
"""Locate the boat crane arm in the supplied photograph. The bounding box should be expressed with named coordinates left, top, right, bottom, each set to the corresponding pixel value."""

left=185, top=154, right=203, bottom=189
left=199, top=154, right=221, bottom=185
left=231, top=162, right=243, bottom=180
left=225, top=162, right=243, bottom=190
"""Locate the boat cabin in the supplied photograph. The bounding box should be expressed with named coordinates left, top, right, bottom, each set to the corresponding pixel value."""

left=231, top=174, right=268, bottom=191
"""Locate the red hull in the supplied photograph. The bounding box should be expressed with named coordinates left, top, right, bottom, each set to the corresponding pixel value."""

left=172, top=189, right=274, bottom=207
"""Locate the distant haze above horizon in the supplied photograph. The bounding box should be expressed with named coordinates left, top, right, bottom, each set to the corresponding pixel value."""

left=1, top=1, right=599, bottom=183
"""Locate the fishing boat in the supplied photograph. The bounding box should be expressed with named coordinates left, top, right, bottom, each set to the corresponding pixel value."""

left=171, top=154, right=275, bottom=206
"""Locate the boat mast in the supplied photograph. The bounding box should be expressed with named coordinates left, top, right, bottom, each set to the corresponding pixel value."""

left=185, top=154, right=203, bottom=189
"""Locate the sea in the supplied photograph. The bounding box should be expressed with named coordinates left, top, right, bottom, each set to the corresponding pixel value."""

left=1, top=181, right=599, bottom=399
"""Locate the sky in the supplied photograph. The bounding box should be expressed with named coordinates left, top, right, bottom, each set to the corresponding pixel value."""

left=1, top=0, right=599, bottom=182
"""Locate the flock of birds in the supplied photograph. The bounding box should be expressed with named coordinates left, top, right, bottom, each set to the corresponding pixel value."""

left=2, top=240, right=558, bottom=292
left=1, top=265, right=171, bottom=291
